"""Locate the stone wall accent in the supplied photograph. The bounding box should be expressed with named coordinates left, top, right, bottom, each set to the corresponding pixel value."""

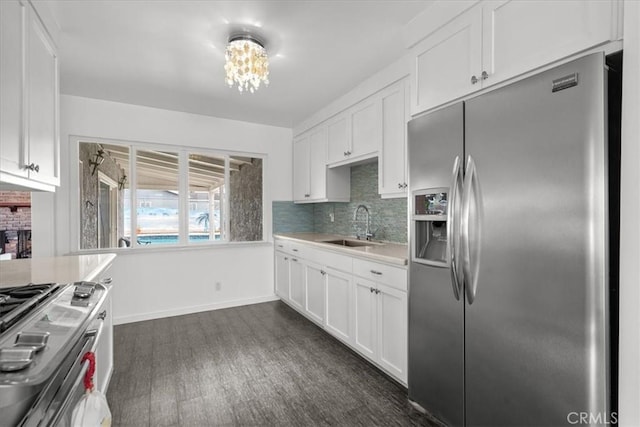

left=229, top=158, right=263, bottom=241
left=79, top=143, right=126, bottom=249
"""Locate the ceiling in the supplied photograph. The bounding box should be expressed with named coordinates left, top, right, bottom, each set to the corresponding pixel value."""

left=42, top=1, right=432, bottom=128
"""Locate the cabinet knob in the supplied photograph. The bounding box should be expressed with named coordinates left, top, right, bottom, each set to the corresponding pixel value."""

left=304, top=194, right=310, bottom=198
left=97, top=310, right=107, bottom=320
left=481, top=71, right=489, bottom=80
left=347, top=151, right=352, bottom=156
left=375, top=289, right=381, bottom=295
left=284, top=257, right=288, bottom=260
left=403, top=183, right=408, bottom=189
left=320, top=270, right=326, bottom=276
left=292, top=258, right=298, bottom=262
left=344, top=151, right=348, bottom=156
left=471, top=75, right=478, bottom=85
left=398, top=183, right=402, bottom=189
left=25, top=163, right=39, bottom=172
left=370, top=287, right=375, bottom=293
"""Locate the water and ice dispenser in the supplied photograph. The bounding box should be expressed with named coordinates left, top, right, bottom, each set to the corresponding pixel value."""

left=412, top=188, right=448, bottom=267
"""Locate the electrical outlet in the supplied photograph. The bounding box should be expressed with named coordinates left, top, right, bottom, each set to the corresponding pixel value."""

left=215, top=282, right=222, bottom=291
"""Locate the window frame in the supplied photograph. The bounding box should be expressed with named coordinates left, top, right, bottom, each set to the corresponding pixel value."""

left=70, top=136, right=267, bottom=253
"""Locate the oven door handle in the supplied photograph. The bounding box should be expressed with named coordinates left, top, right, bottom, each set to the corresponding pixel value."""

left=49, top=321, right=104, bottom=426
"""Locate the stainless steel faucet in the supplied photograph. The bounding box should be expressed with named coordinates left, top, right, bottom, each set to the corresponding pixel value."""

left=353, top=204, right=373, bottom=240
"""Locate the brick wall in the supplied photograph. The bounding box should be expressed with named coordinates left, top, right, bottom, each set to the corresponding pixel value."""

left=0, top=191, right=31, bottom=230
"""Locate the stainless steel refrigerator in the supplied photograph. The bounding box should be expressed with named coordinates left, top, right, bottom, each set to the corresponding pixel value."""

left=407, top=53, right=611, bottom=426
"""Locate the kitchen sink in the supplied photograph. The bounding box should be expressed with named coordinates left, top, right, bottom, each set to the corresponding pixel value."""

left=322, top=239, right=379, bottom=248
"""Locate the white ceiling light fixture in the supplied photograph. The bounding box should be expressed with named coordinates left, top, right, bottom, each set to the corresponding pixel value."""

left=224, top=34, right=269, bottom=93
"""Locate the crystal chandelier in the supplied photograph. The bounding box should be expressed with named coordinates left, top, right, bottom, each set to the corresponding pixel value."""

left=224, top=35, right=269, bottom=93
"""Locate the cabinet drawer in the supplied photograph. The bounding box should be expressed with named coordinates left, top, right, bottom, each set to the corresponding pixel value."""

left=353, top=258, right=407, bottom=291
left=274, top=238, right=290, bottom=253
left=315, top=249, right=353, bottom=273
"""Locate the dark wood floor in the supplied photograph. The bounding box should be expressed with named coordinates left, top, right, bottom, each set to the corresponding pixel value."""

left=106, top=301, right=441, bottom=426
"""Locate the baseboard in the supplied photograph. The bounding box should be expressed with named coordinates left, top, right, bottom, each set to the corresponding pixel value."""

left=113, top=294, right=280, bottom=325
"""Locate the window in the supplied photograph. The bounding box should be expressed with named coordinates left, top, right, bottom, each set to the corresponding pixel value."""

left=78, top=140, right=264, bottom=250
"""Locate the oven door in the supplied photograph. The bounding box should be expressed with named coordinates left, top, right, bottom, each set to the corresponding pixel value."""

left=20, top=319, right=104, bottom=427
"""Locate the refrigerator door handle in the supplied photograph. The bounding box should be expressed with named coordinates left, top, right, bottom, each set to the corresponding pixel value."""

left=462, top=155, right=483, bottom=304
left=447, top=156, right=464, bottom=300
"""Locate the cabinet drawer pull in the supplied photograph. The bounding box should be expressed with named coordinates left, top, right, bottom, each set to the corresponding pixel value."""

left=97, top=310, right=107, bottom=320
left=284, top=257, right=288, bottom=260
left=101, top=277, right=113, bottom=284
left=292, top=249, right=298, bottom=252
left=25, top=163, right=40, bottom=172
left=370, top=270, right=383, bottom=276
left=292, top=258, right=298, bottom=262
left=277, top=244, right=283, bottom=248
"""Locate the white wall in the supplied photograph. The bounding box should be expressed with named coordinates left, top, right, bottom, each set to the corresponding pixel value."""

left=618, top=1, right=640, bottom=425
left=37, top=94, right=292, bottom=324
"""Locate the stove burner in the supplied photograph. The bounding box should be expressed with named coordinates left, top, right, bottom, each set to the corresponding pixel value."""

left=0, top=284, right=61, bottom=333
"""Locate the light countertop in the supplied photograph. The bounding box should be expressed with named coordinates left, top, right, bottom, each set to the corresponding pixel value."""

left=274, top=233, right=408, bottom=266
left=0, top=253, right=116, bottom=288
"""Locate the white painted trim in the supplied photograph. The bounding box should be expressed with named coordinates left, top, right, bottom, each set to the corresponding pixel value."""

left=113, top=294, right=280, bottom=325
left=618, top=1, right=640, bottom=425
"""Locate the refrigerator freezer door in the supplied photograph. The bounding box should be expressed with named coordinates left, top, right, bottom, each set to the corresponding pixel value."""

left=408, top=102, right=465, bottom=426
left=464, top=53, right=609, bottom=425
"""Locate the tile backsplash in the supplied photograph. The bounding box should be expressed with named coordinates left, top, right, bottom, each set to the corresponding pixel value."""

left=273, top=161, right=407, bottom=243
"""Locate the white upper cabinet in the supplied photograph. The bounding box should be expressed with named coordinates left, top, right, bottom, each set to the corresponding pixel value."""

left=349, top=98, right=379, bottom=160
left=326, top=96, right=380, bottom=167
left=410, top=0, right=618, bottom=116
left=292, top=134, right=311, bottom=201
left=292, top=126, right=350, bottom=203
left=326, top=115, right=349, bottom=164
left=411, top=5, right=483, bottom=115
left=378, top=79, right=409, bottom=198
left=481, top=0, right=616, bottom=87
left=0, top=0, right=59, bottom=191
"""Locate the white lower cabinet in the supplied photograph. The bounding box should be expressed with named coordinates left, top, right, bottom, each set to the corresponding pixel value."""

left=325, top=267, right=353, bottom=344
left=354, top=278, right=377, bottom=360
left=289, top=257, right=306, bottom=310
left=275, top=251, right=290, bottom=301
left=304, top=262, right=326, bottom=325
left=274, top=240, right=407, bottom=384
left=353, top=278, right=407, bottom=383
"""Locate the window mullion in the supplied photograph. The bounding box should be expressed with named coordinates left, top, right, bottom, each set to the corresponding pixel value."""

left=130, top=145, right=138, bottom=247
left=179, top=150, right=189, bottom=245
left=224, top=155, right=230, bottom=242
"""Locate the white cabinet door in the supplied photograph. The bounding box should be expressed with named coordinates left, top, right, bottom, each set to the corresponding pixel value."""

left=304, top=262, right=325, bottom=325
left=275, top=251, right=290, bottom=301
left=354, top=278, right=377, bottom=360
left=377, top=283, right=407, bottom=383
left=292, top=136, right=310, bottom=202
left=289, top=258, right=306, bottom=310
left=378, top=80, right=408, bottom=198
left=349, top=98, right=379, bottom=159
left=327, top=114, right=349, bottom=164
left=25, top=5, right=58, bottom=186
left=325, top=267, right=353, bottom=344
left=0, top=0, right=27, bottom=180
left=482, top=0, right=614, bottom=87
left=308, top=126, right=327, bottom=200
left=411, top=5, right=482, bottom=114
